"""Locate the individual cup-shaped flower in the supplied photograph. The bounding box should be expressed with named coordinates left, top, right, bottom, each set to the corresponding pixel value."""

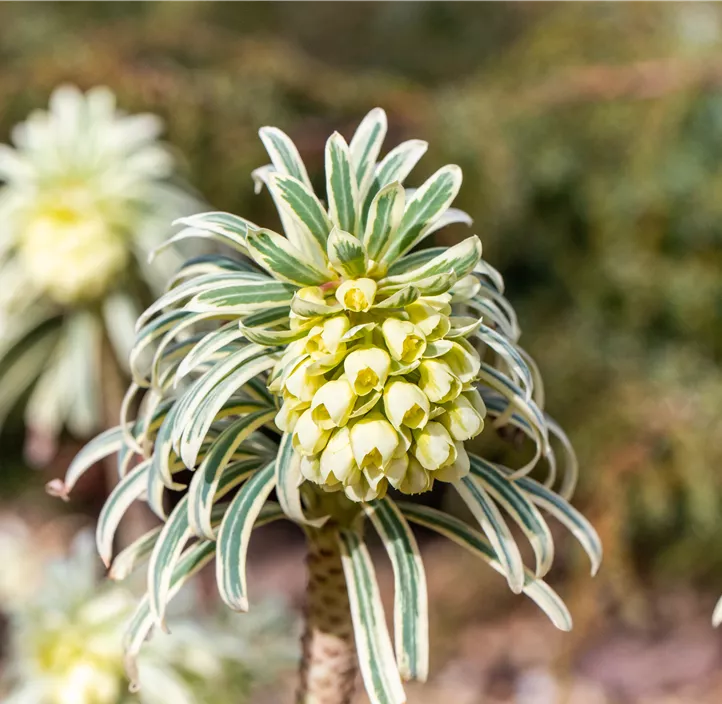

left=299, top=454, right=324, bottom=484
left=433, top=443, right=471, bottom=483
left=381, top=318, right=426, bottom=364
left=284, top=358, right=327, bottom=403
left=398, top=457, right=433, bottom=495
left=441, top=340, right=481, bottom=384
left=311, top=378, right=357, bottom=430
left=405, top=299, right=451, bottom=341
left=344, top=468, right=388, bottom=502
left=383, top=379, right=430, bottom=430
left=384, top=452, right=410, bottom=489
left=319, top=426, right=358, bottom=485
left=349, top=413, right=399, bottom=471
left=274, top=397, right=307, bottom=433
left=292, top=409, right=331, bottom=456
left=344, top=347, right=390, bottom=396
left=440, top=392, right=485, bottom=441
left=336, top=278, right=377, bottom=312
left=412, top=421, right=457, bottom=471
left=306, top=315, right=350, bottom=358
left=418, top=359, right=462, bottom=404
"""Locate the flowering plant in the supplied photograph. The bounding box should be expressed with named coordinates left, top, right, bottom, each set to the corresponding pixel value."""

left=57, top=108, right=601, bottom=704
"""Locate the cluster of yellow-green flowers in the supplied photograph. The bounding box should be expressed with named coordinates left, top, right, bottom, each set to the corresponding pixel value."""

left=271, top=278, right=485, bottom=502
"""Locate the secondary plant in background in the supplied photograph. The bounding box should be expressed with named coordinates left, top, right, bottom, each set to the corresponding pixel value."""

left=0, top=527, right=294, bottom=704
left=0, top=85, right=198, bottom=461
left=54, top=108, right=601, bottom=704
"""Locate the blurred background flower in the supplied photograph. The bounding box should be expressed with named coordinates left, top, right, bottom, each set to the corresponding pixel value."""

left=0, top=84, right=199, bottom=464
left=2, top=2, right=722, bottom=702
left=0, top=526, right=296, bottom=704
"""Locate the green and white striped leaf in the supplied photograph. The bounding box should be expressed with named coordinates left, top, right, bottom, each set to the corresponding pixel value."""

left=339, top=530, right=406, bottom=704
left=187, top=410, right=275, bottom=539
left=275, top=432, right=327, bottom=526
left=123, top=502, right=285, bottom=686
left=381, top=272, right=455, bottom=298
left=454, top=475, right=525, bottom=594
left=381, top=165, right=463, bottom=264
left=216, top=461, right=277, bottom=611
left=470, top=456, right=555, bottom=578
left=267, top=172, right=333, bottom=252
left=350, top=107, right=388, bottom=198
left=327, top=227, right=368, bottom=278
left=325, top=132, right=359, bottom=234
left=186, top=279, right=299, bottom=316
left=399, top=503, right=572, bottom=632
left=422, top=207, right=472, bottom=238
left=291, top=291, right=342, bottom=318
left=246, top=228, right=332, bottom=286
left=174, top=211, right=254, bottom=248
left=49, top=425, right=125, bottom=498
left=109, top=526, right=162, bottom=581
left=96, top=459, right=150, bottom=566
left=239, top=318, right=317, bottom=346
left=502, top=469, right=603, bottom=576
left=174, top=321, right=248, bottom=384
left=363, top=182, right=405, bottom=263
left=259, top=126, right=312, bottom=188
left=381, top=236, right=481, bottom=287
left=361, top=140, right=428, bottom=226
left=178, top=355, right=276, bottom=468
left=374, top=286, right=420, bottom=310
left=365, top=498, right=428, bottom=683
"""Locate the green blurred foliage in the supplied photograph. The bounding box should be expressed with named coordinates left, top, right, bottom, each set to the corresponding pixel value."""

left=2, top=2, right=722, bottom=593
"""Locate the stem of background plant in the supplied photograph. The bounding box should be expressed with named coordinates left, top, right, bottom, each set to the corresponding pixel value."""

left=297, top=524, right=358, bottom=704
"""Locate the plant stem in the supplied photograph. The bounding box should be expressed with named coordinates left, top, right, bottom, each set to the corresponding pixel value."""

left=297, top=525, right=357, bottom=704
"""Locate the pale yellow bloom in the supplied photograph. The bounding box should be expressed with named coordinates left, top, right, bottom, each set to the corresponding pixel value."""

left=441, top=340, right=481, bottom=383
left=319, top=427, right=358, bottom=484
left=336, top=278, right=377, bottom=312
left=384, top=453, right=410, bottom=489
left=418, top=359, right=462, bottom=403
left=383, top=379, right=430, bottom=430
left=274, top=399, right=306, bottom=433
left=413, top=421, right=457, bottom=470
left=405, top=300, right=451, bottom=341
left=292, top=409, right=331, bottom=456
left=299, top=454, right=324, bottom=484
left=311, top=378, right=356, bottom=430
left=433, top=444, right=471, bottom=483
left=344, top=347, right=391, bottom=395
left=440, top=393, right=485, bottom=441
left=349, top=413, right=398, bottom=471
left=398, top=458, right=433, bottom=495
left=305, top=315, right=350, bottom=358
left=344, top=470, right=387, bottom=502
left=381, top=318, right=426, bottom=364
left=284, top=358, right=326, bottom=402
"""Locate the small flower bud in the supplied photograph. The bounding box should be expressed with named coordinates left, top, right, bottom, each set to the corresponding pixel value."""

left=383, top=379, right=430, bottom=430
left=398, top=458, right=433, bottom=495
left=349, top=413, right=399, bottom=471
left=344, top=347, right=391, bottom=395
left=433, top=444, right=470, bottom=483
left=284, top=358, right=326, bottom=402
left=381, top=318, right=426, bottom=364
left=311, top=378, right=356, bottom=430
left=441, top=340, right=480, bottom=383
left=418, top=359, right=462, bottom=404
left=292, top=409, right=331, bottom=456
left=336, top=278, right=377, bottom=312
left=413, top=421, right=457, bottom=471
left=440, top=394, right=484, bottom=441
left=320, top=426, right=357, bottom=484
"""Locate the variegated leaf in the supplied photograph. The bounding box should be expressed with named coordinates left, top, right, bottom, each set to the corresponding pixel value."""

left=216, top=461, right=277, bottom=611
left=109, top=526, right=162, bottom=581
left=365, top=498, right=428, bottom=683
left=327, top=227, right=368, bottom=278
left=186, top=279, right=299, bottom=316
left=339, top=530, right=406, bottom=704
left=454, top=475, right=525, bottom=594
left=275, top=432, right=326, bottom=526
left=363, top=181, right=405, bottom=263
left=326, top=132, right=359, bottom=234
left=381, top=165, right=463, bottom=264
left=399, top=503, right=572, bottom=631
left=349, top=107, right=388, bottom=198
left=259, top=125, right=312, bottom=188
left=245, top=228, right=332, bottom=286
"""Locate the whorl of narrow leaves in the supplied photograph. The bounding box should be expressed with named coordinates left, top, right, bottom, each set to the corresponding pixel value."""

left=56, top=108, right=601, bottom=704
